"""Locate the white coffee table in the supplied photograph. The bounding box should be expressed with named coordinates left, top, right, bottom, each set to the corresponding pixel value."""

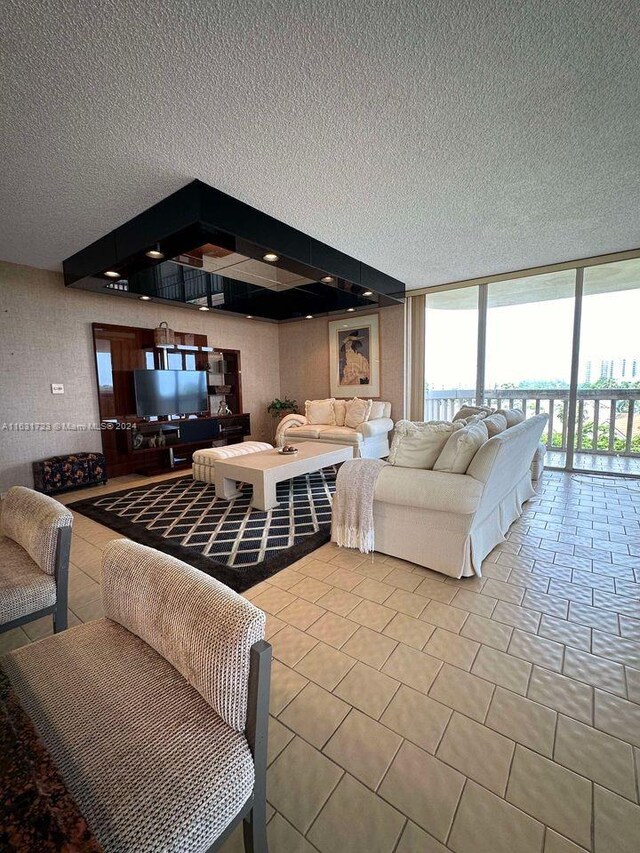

left=214, top=442, right=353, bottom=511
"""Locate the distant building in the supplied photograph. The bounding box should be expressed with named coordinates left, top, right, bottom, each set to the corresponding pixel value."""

left=585, top=358, right=639, bottom=382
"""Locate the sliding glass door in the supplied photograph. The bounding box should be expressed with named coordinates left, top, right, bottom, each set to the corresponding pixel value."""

left=422, top=258, right=640, bottom=476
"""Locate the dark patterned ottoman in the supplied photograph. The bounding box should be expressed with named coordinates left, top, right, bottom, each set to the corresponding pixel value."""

left=32, top=452, right=107, bottom=495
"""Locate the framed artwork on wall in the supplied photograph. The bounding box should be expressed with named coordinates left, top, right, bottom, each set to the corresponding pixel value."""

left=328, top=313, right=380, bottom=398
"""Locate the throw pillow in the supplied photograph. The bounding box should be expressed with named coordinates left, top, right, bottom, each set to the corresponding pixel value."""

left=483, top=412, right=508, bottom=437
left=452, top=405, right=494, bottom=422
left=345, top=397, right=373, bottom=429
left=434, top=420, right=489, bottom=474
left=496, top=408, right=525, bottom=428
left=388, top=420, right=464, bottom=469
left=369, top=401, right=386, bottom=420
left=305, top=398, right=336, bottom=425
left=334, top=399, right=347, bottom=426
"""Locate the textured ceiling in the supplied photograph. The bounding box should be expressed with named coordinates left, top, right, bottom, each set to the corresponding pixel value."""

left=1, top=0, right=639, bottom=290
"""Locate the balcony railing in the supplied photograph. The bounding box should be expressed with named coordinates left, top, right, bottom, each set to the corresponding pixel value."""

left=425, top=388, right=640, bottom=458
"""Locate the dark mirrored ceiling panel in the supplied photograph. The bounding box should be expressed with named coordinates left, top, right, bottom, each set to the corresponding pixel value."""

left=63, top=181, right=405, bottom=321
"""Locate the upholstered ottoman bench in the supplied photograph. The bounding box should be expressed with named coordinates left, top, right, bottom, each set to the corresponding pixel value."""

left=33, top=452, right=107, bottom=495
left=192, top=441, right=273, bottom=484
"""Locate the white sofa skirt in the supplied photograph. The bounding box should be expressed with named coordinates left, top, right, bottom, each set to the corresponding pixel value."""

left=372, top=469, right=536, bottom=578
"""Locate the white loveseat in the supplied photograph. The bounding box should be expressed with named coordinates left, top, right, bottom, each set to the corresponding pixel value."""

left=369, top=413, right=548, bottom=578
left=276, top=400, right=393, bottom=459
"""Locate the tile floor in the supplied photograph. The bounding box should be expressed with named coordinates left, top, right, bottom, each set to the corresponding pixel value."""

left=2, top=469, right=640, bottom=852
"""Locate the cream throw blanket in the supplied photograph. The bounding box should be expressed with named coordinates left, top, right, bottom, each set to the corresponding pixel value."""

left=331, top=458, right=389, bottom=553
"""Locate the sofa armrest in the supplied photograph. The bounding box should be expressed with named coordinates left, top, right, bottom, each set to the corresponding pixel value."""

left=359, top=417, right=394, bottom=438
left=276, top=413, right=308, bottom=445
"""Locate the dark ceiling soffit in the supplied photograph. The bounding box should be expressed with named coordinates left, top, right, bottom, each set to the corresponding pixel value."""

left=62, top=180, right=405, bottom=302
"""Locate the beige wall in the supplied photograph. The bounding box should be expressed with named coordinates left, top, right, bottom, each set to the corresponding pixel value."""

left=0, top=261, right=281, bottom=492
left=278, top=305, right=405, bottom=421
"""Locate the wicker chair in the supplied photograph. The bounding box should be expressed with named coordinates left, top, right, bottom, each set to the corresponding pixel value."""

left=2, top=539, right=272, bottom=853
left=0, top=486, right=73, bottom=634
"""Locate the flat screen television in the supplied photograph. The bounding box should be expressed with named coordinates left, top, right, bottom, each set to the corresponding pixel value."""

left=133, top=370, right=208, bottom=418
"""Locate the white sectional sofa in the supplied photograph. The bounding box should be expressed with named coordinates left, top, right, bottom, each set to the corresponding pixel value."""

left=366, top=413, right=548, bottom=578
left=276, top=399, right=393, bottom=459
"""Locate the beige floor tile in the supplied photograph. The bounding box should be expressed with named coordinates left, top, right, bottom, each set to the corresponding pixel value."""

left=353, top=576, right=394, bottom=604
left=396, top=821, right=448, bottom=853
left=279, top=682, right=350, bottom=749
left=267, top=737, right=342, bottom=833
left=328, top=550, right=368, bottom=571
left=269, top=660, right=308, bottom=715
left=594, top=784, right=640, bottom=853
left=340, top=625, right=397, bottom=669
left=591, top=629, right=640, bottom=669
left=264, top=614, right=286, bottom=640
left=481, top=561, right=513, bottom=582
left=323, top=567, right=364, bottom=591
left=297, top=559, right=336, bottom=580
left=448, top=780, right=545, bottom=853
left=486, top=686, right=557, bottom=757
left=627, top=667, right=640, bottom=703
left=354, top=560, right=395, bottom=582
left=380, top=684, right=451, bottom=754
left=429, top=663, right=494, bottom=722
left=538, top=614, right=591, bottom=651
left=528, top=666, right=593, bottom=724
left=506, top=745, right=592, bottom=849
left=414, top=577, right=457, bottom=603
left=508, top=628, right=564, bottom=672
left=307, top=611, right=358, bottom=648
left=288, top=576, right=333, bottom=603
left=71, top=598, right=105, bottom=622
left=424, top=627, right=480, bottom=670
left=323, top=709, right=402, bottom=789
left=554, top=714, right=637, bottom=801
left=333, top=661, right=400, bottom=719
left=421, top=600, right=468, bottom=632
left=483, top=577, right=525, bottom=604
left=568, top=601, right=619, bottom=634
left=493, top=600, right=542, bottom=633
left=349, top=599, right=395, bottom=631
left=381, top=643, right=442, bottom=695
left=451, top=587, right=497, bottom=617
left=383, top=567, right=422, bottom=592
left=472, top=645, right=531, bottom=695
left=383, top=612, right=435, bottom=649
left=271, top=624, right=318, bottom=667
left=563, top=646, right=627, bottom=697
left=0, top=626, right=30, bottom=654
left=269, top=568, right=306, bottom=590
left=267, top=812, right=317, bottom=853
left=544, top=830, right=588, bottom=853
left=437, top=711, right=515, bottom=796
left=594, top=688, right=640, bottom=748
left=277, top=599, right=325, bottom=630
left=379, top=740, right=464, bottom=841
left=384, top=588, right=427, bottom=618
left=315, top=587, right=362, bottom=616
left=267, top=717, right=295, bottom=766
left=294, top=642, right=355, bottom=691
left=250, top=585, right=297, bottom=615
left=308, top=773, right=405, bottom=853
left=460, top=613, right=513, bottom=651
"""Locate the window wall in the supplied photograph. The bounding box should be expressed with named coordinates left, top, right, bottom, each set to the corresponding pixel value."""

left=423, top=257, right=640, bottom=476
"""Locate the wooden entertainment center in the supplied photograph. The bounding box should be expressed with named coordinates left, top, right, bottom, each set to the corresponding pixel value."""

left=93, top=322, right=250, bottom=477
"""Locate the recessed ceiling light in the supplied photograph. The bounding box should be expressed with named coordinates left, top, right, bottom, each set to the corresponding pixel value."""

left=246, top=315, right=254, bottom=319
left=198, top=306, right=210, bottom=311
left=104, top=270, right=120, bottom=278
left=321, top=276, right=334, bottom=283
left=263, top=252, right=279, bottom=262
left=363, top=290, right=373, bottom=296
left=139, top=295, right=151, bottom=301
left=347, top=307, right=355, bottom=312
left=305, top=314, right=313, bottom=319
left=145, top=244, right=164, bottom=259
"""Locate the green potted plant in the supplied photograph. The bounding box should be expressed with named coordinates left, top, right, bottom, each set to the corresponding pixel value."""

left=267, top=398, right=298, bottom=420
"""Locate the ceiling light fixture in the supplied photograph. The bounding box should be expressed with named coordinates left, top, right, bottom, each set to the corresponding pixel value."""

left=263, top=252, right=279, bottom=262
left=145, top=244, right=164, bottom=259
left=363, top=290, right=373, bottom=296
left=139, top=295, right=151, bottom=301
left=198, top=306, right=210, bottom=311
left=104, top=270, right=120, bottom=278
left=321, top=276, right=334, bottom=283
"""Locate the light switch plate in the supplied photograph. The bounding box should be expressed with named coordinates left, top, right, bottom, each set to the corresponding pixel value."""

left=51, top=383, right=64, bottom=394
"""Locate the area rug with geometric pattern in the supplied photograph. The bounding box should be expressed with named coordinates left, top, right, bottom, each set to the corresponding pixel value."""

left=70, top=468, right=336, bottom=592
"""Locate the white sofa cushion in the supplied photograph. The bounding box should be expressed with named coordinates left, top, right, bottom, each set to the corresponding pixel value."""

left=496, top=408, right=526, bottom=428
left=369, top=401, right=386, bottom=420
left=334, top=399, right=347, bottom=426
left=317, top=427, right=362, bottom=445
left=345, top=397, right=372, bottom=429
left=286, top=424, right=326, bottom=439
left=453, top=405, right=493, bottom=422
left=375, top=466, right=484, bottom=514
left=389, top=420, right=463, bottom=469
left=483, top=412, right=509, bottom=437
left=434, top=420, right=489, bottom=474
left=306, top=398, right=336, bottom=425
